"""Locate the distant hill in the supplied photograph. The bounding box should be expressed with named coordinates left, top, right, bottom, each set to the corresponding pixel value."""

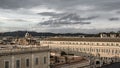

left=0, top=31, right=98, bottom=37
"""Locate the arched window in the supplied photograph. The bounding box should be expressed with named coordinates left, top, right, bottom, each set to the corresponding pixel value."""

left=84, top=43, right=86, bottom=45
left=111, top=43, right=114, bottom=46
left=97, top=43, right=99, bottom=45
left=96, top=49, right=98, bottom=52
left=102, top=43, right=104, bottom=45
left=96, top=61, right=100, bottom=64
left=116, top=44, right=119, bottom=46
left=112, top=50, right=114, bottom=54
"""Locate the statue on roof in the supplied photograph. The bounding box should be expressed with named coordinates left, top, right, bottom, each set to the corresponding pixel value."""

left=25, top=32, right=32, bottom=39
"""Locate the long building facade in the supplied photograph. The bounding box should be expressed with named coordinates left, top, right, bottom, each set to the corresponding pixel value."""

left=41, top=37, right=120, bottom=67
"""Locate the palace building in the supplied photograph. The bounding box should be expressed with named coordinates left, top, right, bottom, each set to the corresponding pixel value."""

left=40, top=36, right=120, bottom=67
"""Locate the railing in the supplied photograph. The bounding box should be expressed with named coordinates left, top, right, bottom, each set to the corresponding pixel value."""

left=0, top=46, right=49, bottom=55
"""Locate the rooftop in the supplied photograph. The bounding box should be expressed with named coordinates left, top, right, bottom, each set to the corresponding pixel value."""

left=0, top=46, right=49, bottom=56
left=43, top=37, right=120, bottom=42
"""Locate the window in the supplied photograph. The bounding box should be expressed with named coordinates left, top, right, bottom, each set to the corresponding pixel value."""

left=87, top=48, right=89, bottom=51
left=5, top=61, right=9, bottom=68
left=76, top=43, right=78, bottom=45
left=91, top=48, right=93, bottom=52
left=44, top=57, right=46, bottom=64
left=96, top=49, right=98, bottom=52
left=16, top=60, right=20, bottom=68
left=115, top=50, right=117, bottom=54
left=80, top=43, right=82, bottom=45
left=91, top=43, right=94, bottom=45
left=111, top=43, right=114, bottom=46
left=84, top=43, right=86, bottom=45
left=102, top=43, right=104, bottom=45
left=79, top=48, right=81, bottom=51
left=116, top=44, right=119, bottom=46
left=97, top=43, right=99, bottom=45
left=26, top=59, right=29, bottom=67
left=35, top=58, right=39, bottom=65
left=88, top=43, right=89, bottom=45
left=102, top=49, right=104, bottom=52
left=112, top=50, right=114, bottom=54
left=106, top=49, right=108, bottom=53
left=83, top=48, right=85, bottom=51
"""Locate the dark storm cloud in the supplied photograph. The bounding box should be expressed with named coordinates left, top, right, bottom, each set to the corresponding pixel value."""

left=0, top=0, right=43, bottom=9
left=109, top=17, right=119, bottom=21
left=87, top=16, right=99, bottom=20
left=59, top=13, right=99, bottom=21
left=38, top=13, right=97, bottom=27
left=1, top=0, right=120, bottom=12
left=0, top=0, right=86, bottom=9
left=39, top=12, right=99, bottom=21
left=100, top=1, right=120, bottom=11
left=39, top=20, right=90, bottom=25
left=38, top=13, right=92, bottom=27
left=37, top=12, right=65, bottom=17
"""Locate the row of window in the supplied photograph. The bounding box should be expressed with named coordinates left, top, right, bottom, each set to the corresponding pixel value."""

left=58, top=47, right=120, bottom=54
left=4, top=57, right=47, bottom=68
left=43, top=41, right=120, bottom=46
left=77, top=48, right=119, bottom=54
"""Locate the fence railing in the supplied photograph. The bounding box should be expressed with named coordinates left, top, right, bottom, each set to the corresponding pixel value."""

left=0, top=46, right=49, bottom=54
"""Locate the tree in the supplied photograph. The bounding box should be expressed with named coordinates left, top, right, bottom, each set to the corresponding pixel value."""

left=117, top=31, right=120, bottom=33
left=61, top=51, right=67, bottom=56
left=109, top=31, right=115, bottom=33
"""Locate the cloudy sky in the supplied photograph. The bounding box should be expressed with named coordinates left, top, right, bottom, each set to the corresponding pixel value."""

left=0, top=0, right=120, bottom=33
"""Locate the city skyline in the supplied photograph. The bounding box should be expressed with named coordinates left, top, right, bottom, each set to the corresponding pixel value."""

left=0, top=0, right=120, bottom=33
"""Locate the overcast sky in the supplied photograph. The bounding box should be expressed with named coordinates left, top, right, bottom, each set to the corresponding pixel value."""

left=0, top=0, right=120, bottom=33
